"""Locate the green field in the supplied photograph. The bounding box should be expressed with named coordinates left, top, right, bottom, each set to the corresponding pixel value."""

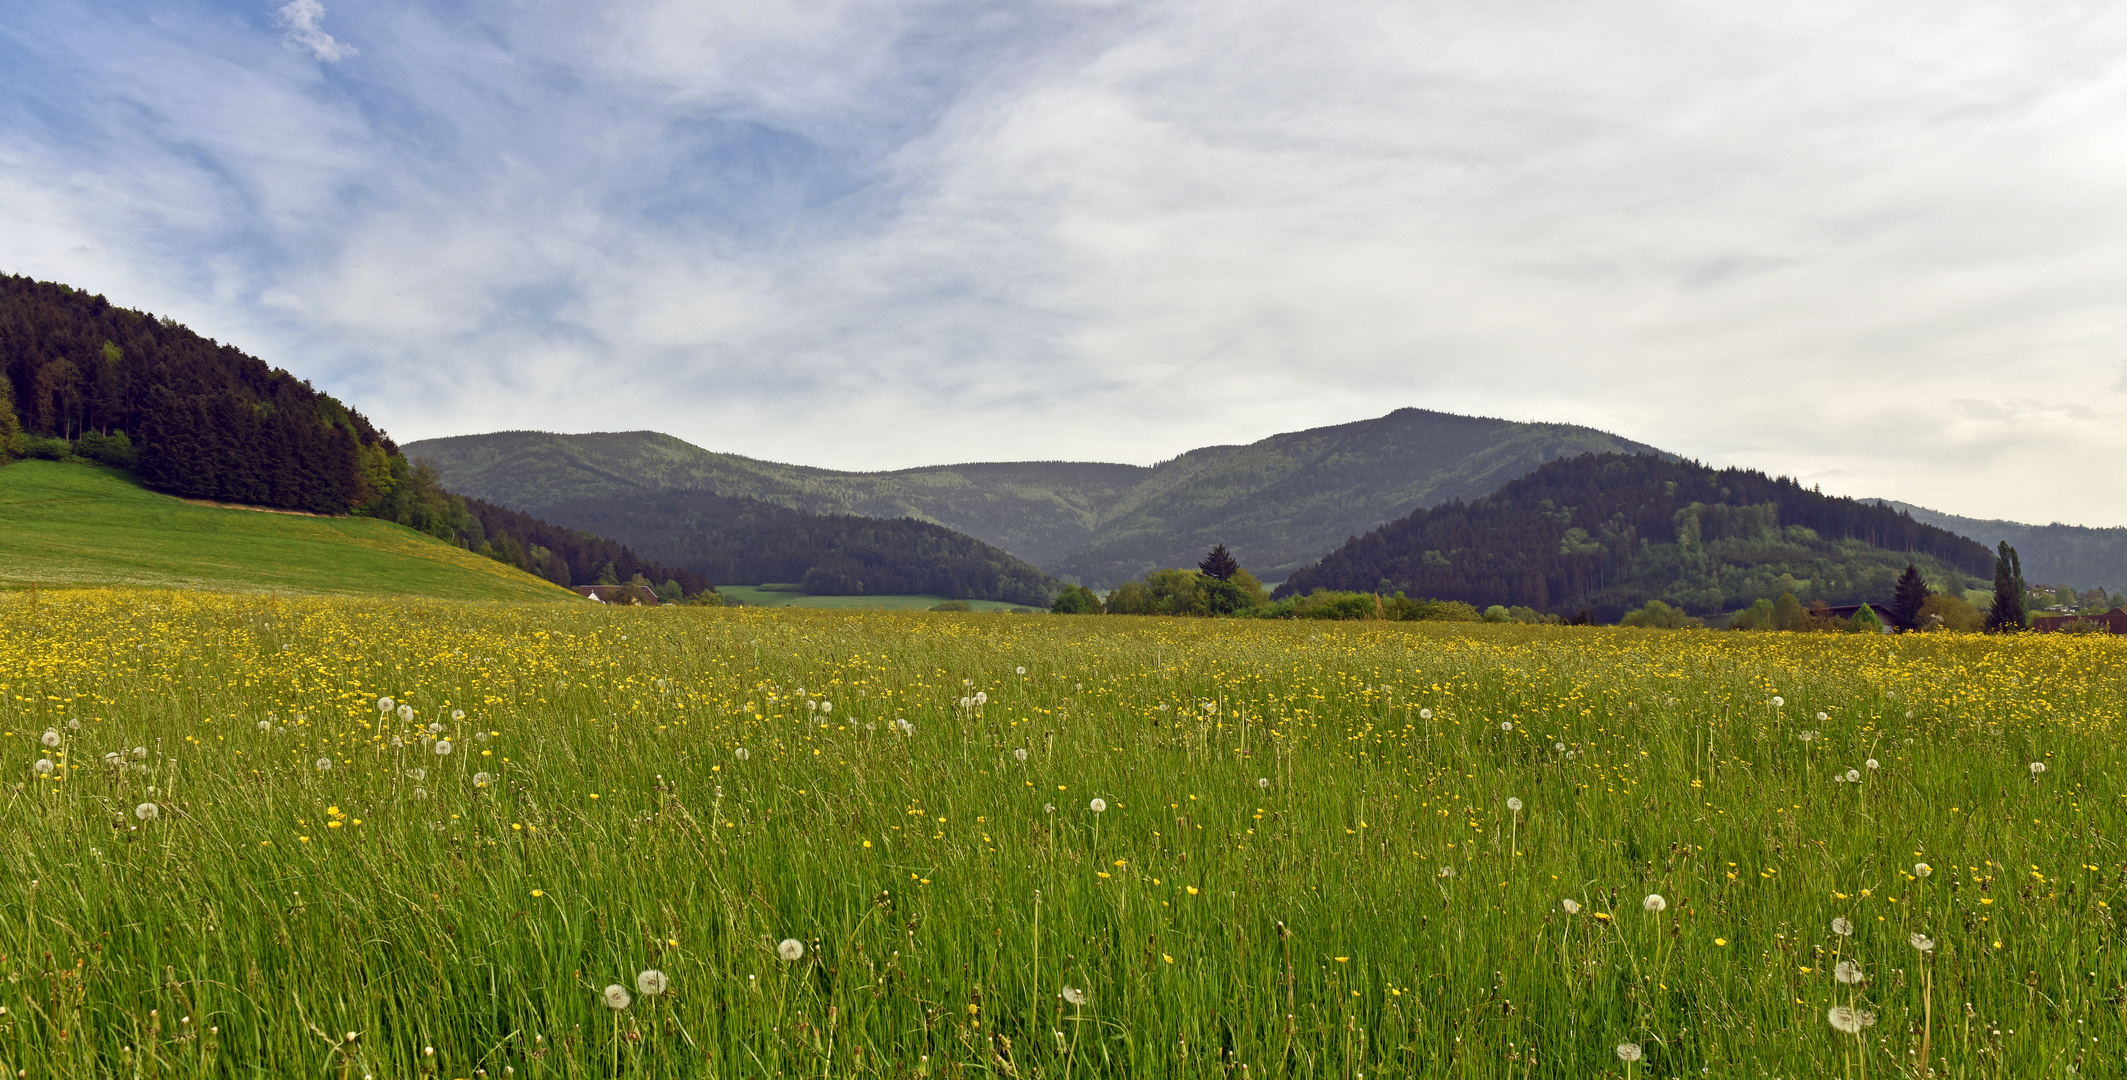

left=717, top=584, right=1032, bottom=611
left=3, top=590, right=2122, bottom=1076
left=0, top=460, right=576, bottom=602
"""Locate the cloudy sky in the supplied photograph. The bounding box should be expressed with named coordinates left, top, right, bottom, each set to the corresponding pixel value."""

left=4, top=1, right=2125, bottom=524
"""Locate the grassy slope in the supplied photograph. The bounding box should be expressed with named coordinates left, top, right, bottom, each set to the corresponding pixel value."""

left=407, top=409, right=1666, bottom=586
left=0, top=460, right=578, bottom=601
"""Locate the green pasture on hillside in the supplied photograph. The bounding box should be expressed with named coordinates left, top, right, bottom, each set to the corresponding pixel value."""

left=0, top=460, right=576, bottom=602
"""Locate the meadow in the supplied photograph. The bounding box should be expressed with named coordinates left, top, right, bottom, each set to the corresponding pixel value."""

left=3, top=589, right=2123, bottom=1078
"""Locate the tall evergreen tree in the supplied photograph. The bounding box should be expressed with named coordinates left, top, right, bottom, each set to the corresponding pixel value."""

left=1890, top=563, right=1930, bottom=632
left=1198, top=543, right=1240, bottom=581
left=1987, top=541, right=2026, bottom=632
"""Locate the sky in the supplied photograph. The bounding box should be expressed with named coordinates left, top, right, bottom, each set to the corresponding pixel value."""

left=4, top=1, right=2126, bottom=525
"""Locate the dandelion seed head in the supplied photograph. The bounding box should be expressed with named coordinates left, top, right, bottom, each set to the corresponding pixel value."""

left=1560, top=898, right=1581, bottom=914
left=635, top=970, right=669, bottom=996
left=1616, top=1043, right=1642, bottom=1062
left=734, top=748, right=750, bottom=761
left=135, top=802, right=158, bottom=821
left=1828, top=1005, right=1861, bottom=1034
left=1016, top=666, right=1027, bottom=675
left=377, top=697, right=393, bottom=713
left=1866, top=759, right=1879, bottom=770
left=777, top=938, right=805, bottom=962
left=1257, top=777, right=1270, bottom=789
left=257, top=720, right=271, bottom=732
left=1915, top=863, right=1932, bottom=878
left=473, top=772, right=493, bottom=787
left=1834, top=959, right=1863, bottom=985
left=1909, top=933, right=1935, bottom=951
left=1061, top=986, right=1087, bottom=1006
left=398, top=705, right=415, bottom=723
left=433, top=740, right=452, bottom=756
left=1089, top=798, right=1107, bottom=813
left=1770, top=696, right=1785, bottom=707
left=2030, top=761, right=2047, bottom=775
left=1642, top=894, right=1667, bottom=913
left=40, top=731, right=59, bottom=748
left=1014, top=749, right=1029, bottom=762
left=974, top=692, right=986, bottom=706
left=1499, top=721, right=1512, bottom=732
left=451, top=710, right=465, bottom=721
left=1832, top=917, right=1853, bottom=936
left=1506, top=797, right=1523, bottom=812
left=315, top=758, right=332, bottom=771
left=602, top=985, right=631, bottom=1010
left=1418, top=708, right=1433, bottom=720
left=1846, top=769, right=1861, bottom=782
left=1816, top=711, right=1829, bottom=722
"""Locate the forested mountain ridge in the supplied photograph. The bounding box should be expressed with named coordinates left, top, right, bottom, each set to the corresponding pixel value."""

left=1277, top=454, right=1994, bottom=620
left=407, top=409, right=1663, bottom=586
left=531, top=487, right=1061, bottom=606
left=1868, top=500, right=2127, bottom=594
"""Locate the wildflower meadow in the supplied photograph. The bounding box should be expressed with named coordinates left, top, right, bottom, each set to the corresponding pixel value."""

left=3, top=588, right=2123, bottom=1077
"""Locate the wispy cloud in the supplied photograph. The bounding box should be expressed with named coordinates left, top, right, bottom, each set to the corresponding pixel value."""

left=2, top=0, right=2126, bottom=525
left=276, top=0, right=356, bottom=62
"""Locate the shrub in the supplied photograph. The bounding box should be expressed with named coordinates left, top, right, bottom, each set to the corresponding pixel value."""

left=74, top=430, right=137, bottom=468
left=1620, top=599, right=1703, bottom=629
left=1050, top=584, right=1102, bottom=614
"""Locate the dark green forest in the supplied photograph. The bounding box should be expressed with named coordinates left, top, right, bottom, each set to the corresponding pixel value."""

left=0, top=275, right=710, bottom=597
left=1276, top=453, right=1995, bottom=620
left=520, top=488, right=1061, bottom=607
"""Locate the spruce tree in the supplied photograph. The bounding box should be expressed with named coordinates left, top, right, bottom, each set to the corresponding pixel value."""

left=1890, top=563, right=1929, bottom=632
left=1986, top=541, right=2026, bottom=632
left=1198, top=544, right=1240, bottom=581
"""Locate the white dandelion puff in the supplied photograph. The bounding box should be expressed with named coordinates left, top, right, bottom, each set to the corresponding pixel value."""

left=974, top=692, right=986, bottom=706
left=1797, top=730, right=1815, bottom=743
left=66, top=718, right=79, bottom=730
left=427, top=722, right=443, bottom=734
left=40, top=730, right=59, bottom=748
left=602, top=985, right=631, bottom=1010
left=1044, top=804, right=1056, bottom=813
left=820, top=701, right=832, bottom=714
left=1499, top=721, right=1512, bottom=732
left=1846, top=769, right=1861, bottom=782
left=1866, top=758, right=1879, bottom=770
left=451, top=710, right=465, bottom=721
left=1915, top=862, right=1932, bottom=878
left=1089, top=798, right=1108, bottom=813
left=257, top=720, right=272, bottom=732
left=777, top=938, right=805, bottom=962
left=1257, top=777, right=1271, bottom=789
left=412, top=787, right=428, bottom=800
left=1834, top=959, right=1864, bottom=984
left=1506, top=797, right=1523, bottom=812
left=1770, top=696, right=1784, bottom=707
left=433, top=740, right=452, bottom=756
left=1616, top=1042, right=1643, bottom=1062
left=377, top=697, right=393, bottom=713
left=1909, top=932, right=1935, bottom=952
left=1555, top=742, right=1567, bottom=752
left=473, top=772, right=492, bottom=787
left=315, top=758, right=332, bottom=771
left=398, top=705, right=415, bottom=723
left=1016, top=666, right=1027, bottom=675
left=1014, top=748, right=1029, bottom=762
left=1560, top=898, right=1581, bottom=914
left=1816, top=711, right=1829, bottom=722
left=135, top=802, right=158, bottom=821
left=1061, top=986, right=1087, bottom=1006
left=407, top=768, right=426, bottom=781
left=1832, top=917, right=1853, bottom=936
left=635, top=970, right=669, bottom=996
left=1642, top=894, right=1667, bottom=913
left=2030, top=761, right=2047, bottom=775
left=1418, top=708, right=1433, bottom=720
left=1828, top=1005, right=1861, bottom=1034
left=133, top=746, right=146, bottom=759
left=1438, top=866, right=1456, bottom=878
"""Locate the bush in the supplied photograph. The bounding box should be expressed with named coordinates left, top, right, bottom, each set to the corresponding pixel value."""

left=74, top=430, right=137, bottom=468
left=1050, top=584, right=1102, bottom=614
left=930, top=600, right=972, bottom=612
left=21, top=435, right=71, bottom=460
left=1918, top=593, right=1984, bottom=632
left=1620, top=599, right=1703, bottom=629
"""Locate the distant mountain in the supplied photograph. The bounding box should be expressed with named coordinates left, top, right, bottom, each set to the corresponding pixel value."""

left=1867, top=501, right=2127, bottom=594
left=406, top=409, right=1664, bottom=586
left=1277, top=453, right=1995, bottom=620
left=527, top=487, right=1061, bottom=606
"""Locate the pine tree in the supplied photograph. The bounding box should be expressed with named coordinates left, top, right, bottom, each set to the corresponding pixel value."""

left=1890, top=563, right=1929, bottom=632
left=1987, top=541, right=2026, bottom=632
left=1198, top=543, right=1239, bottom=581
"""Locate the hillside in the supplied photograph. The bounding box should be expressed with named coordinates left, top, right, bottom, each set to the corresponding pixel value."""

left=1277, top=453, right=1994, bottom=620
left=1869, top=500, right=2127, bottom=594
left=500, top=488, right=1061, bottom=606
left=1, top=274, right=398, bottom=513
left=0, top=460, right=576, bottom=601
left=406, top=409, right=1662, bottom=586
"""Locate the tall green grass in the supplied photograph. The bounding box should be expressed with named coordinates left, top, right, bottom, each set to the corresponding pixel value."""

left=1, top=589, right=2121, bottom=1077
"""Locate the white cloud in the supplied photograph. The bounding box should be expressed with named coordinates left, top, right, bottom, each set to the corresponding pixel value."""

left=277, top=0, right=357, bottom=62
left=5, top=0, right=2127, bottom=525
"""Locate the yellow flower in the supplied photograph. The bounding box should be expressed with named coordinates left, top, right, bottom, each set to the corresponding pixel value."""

left=1186, top=886, right=1199, bottom=895
left=1714, top=938, right=1728, bottom=946
left=531, top=890, right=544, bottom=897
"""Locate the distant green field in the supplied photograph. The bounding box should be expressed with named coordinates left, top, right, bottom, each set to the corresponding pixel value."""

left=0, top=460, right=577, bottom=602
left=716, top=584, right=1033, bottom=611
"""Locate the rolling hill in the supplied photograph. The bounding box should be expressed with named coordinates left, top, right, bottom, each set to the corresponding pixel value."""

left=0, top=460, right=577, bottom=601
left=1277, top=453, right=1994, bottom=620
left=407, top=409, right=1664, bottom=586
left=1868, top=500, right=2127, bottom=594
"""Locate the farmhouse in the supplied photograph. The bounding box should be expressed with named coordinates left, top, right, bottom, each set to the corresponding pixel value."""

left=573, top=584, right=660, bottom=606
left=2032, top=608, right=2127, bottom=634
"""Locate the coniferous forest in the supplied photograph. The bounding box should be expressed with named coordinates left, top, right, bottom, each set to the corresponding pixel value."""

left=1276, top=453, right=1995, bottom=619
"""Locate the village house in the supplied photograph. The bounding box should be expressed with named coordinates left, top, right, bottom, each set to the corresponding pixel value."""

left=573, top=584, right=660, bottom=606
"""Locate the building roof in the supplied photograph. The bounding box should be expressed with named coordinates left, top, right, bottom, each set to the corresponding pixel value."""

left=573, top=584, right=660, bottom=606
